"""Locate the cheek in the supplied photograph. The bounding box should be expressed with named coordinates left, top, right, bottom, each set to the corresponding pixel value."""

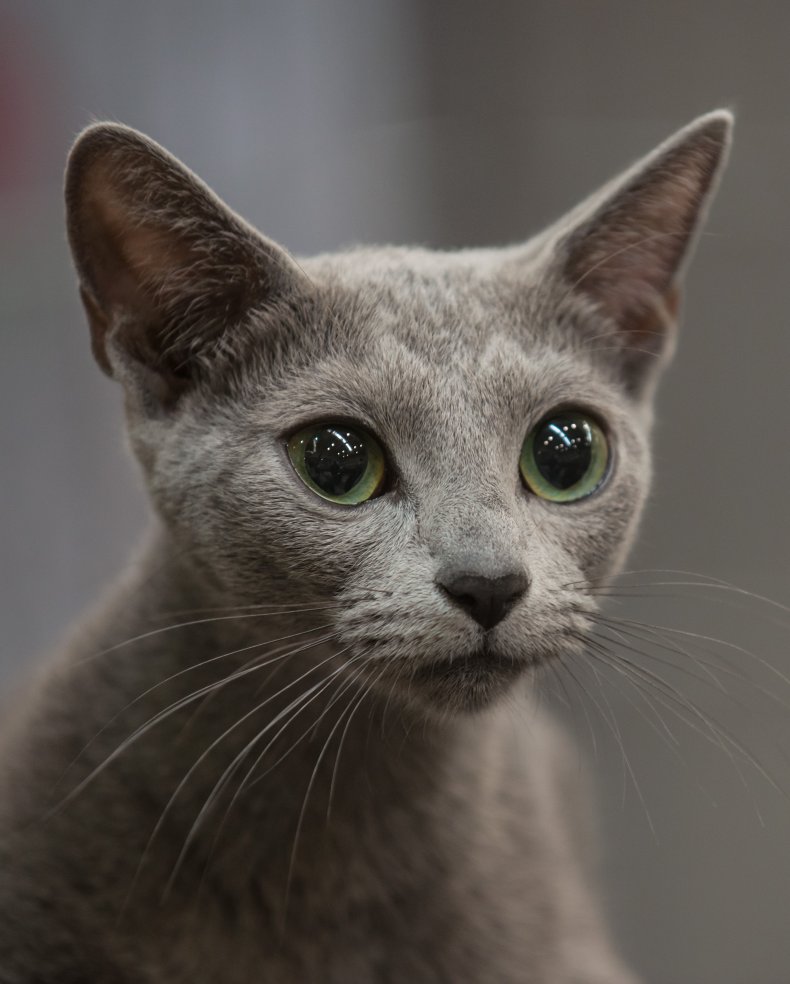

left=571, top=479, right=646, bottom=578
left=520, top=465, right=647, bottom=585
left=564, top=422, right=651, bottom=577
left=201, top=463, right=417, bottom=597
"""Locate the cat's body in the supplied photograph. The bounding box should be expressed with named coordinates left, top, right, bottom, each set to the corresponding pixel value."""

left=0, top=112, right=731, bottom=983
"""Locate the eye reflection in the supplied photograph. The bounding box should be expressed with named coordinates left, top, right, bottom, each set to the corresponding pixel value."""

left=520, top=411, right=609, bottom=502
left=304, top=428, right=369, bottom=496
left=288, top=423, right=386, bottom=505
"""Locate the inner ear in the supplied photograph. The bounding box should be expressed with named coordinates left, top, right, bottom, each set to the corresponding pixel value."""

left=89, top=190, right=197, bottom=309
left=66, top=123, right=307, bottom=400
left=77, top=183, right=200, bottom=381
left=563, top=168, right=702, bottom=348
left=553, top=111, right=732, bottom=391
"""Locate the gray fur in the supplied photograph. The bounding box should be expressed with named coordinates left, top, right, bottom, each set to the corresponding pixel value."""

left=0, top=111, right=731, bottom=982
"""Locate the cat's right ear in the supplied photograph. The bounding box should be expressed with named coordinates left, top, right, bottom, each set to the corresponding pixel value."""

left=65, top=123, right=307, bottom=403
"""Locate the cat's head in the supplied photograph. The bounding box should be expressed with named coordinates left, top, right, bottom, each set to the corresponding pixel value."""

left=65, top=112, right=731, bottom=713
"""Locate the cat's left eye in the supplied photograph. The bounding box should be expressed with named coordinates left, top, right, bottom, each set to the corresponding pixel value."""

left=519, top=410, right=609, bottom=503
left=287, top=423, right=386, bottom=506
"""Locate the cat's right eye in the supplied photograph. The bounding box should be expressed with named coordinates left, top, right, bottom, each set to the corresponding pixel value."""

left=287, top=423, right=387, bottom=506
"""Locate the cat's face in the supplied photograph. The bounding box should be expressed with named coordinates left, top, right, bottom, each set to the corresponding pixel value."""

left=64, top=114, right=731, bottom=713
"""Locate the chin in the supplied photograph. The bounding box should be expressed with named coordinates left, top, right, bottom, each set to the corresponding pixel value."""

left=407, top=648, right=531, bottom=715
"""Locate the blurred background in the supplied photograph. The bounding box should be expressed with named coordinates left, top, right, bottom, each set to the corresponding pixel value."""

left=1, top=2, right=788, bottom=981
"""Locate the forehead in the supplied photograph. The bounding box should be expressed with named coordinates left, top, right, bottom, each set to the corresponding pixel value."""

left=303, top=244, right=535, bottom=365
left=260, top=247, right=616, bottom=445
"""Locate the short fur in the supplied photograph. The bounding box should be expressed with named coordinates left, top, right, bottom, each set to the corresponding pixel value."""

left=0, top=112, right=731, bottom=982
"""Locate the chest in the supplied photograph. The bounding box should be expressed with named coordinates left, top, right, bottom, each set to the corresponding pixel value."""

left=135, top=777, right=564, bottom=984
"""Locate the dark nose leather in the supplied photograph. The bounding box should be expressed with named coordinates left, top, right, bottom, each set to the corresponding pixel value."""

left=438, top=571, right=529, bottom=630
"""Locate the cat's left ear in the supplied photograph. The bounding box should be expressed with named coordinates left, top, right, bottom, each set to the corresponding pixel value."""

left=540, top=110, right=732, bottom=394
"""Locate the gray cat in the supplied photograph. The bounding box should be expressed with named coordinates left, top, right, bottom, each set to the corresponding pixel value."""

left=0, top=110, right=731, bottom=983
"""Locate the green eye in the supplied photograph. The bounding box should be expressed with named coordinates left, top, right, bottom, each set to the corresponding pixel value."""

left=520, top=411, right=609, bottom=503
left=287, top=423, right=386, bottom=505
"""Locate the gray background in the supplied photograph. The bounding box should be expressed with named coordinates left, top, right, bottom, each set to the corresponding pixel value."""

left=1, top=3, right=788, bottom=981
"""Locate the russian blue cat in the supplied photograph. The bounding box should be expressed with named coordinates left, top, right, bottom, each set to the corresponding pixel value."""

left=0, top=110, right=731, bottom=982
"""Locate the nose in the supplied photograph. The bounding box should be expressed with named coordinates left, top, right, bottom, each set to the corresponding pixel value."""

left=437, top=570, right=529, bottom=630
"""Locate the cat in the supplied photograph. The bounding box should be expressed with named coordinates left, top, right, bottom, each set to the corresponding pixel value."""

left=0, top=109, right=731, bottom=983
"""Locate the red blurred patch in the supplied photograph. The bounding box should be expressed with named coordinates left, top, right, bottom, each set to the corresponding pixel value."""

left=0, top=15, right=46, bottom=192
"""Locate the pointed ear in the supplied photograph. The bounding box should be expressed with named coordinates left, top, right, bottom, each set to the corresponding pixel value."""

left=549, top=110, right=732, bottom=393
left=65, top=123, right=307, bottom=402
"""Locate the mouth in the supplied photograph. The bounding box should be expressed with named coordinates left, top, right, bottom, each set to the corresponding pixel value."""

left=411, top=644, right=528, bottom=712
left=415, top=646, right=522, bottom=683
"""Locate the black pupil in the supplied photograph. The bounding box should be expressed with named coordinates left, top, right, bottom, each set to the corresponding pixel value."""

left=303, top=427, right=368, bottom=496
left=533, top=416, right=593, bottom=490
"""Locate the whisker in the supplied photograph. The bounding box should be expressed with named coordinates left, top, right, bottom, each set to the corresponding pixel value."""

left=163, top=651, right=362, bottom=899
left=586, top=615, right=790, bottom=791
left=588, top=611, right=790, bottom=703
left=52, top=631, right=338, bottom=816
left=173, top=637, right=318, bottom=741
left=75, top=607, right=345, bottom=666
left=586, top=614, right=730, bottom=694
left=569, top=648, right=656, bottom=835
left=62, top=622, right=338, bottom=779
left=125, top=645, right=346, bottom=910
left=582, top=344, right=661, bottom=360
left=155, top=601, right=342, bottom=617
left=585, top=631, right=785, bottom=811
left=327, top=658, right=390, bottom=820
left=568, top=639, right=721, bottom=807
left=542, top=656, right=597, bottom=761
left=283, top=656, right=385, bottom=928
left=564, top=568, right=790, bottom=620
left=582, top=633, right=754, bottom=795
left=586, top=585, right=790, bottom=627
left=568, top=640, right=680, bottom=751
left=155, top=588, right=393, bottom=620
left=594, top=619, right=783, bottom=731
left=267, top=657, right=376, bottom=786
left=203, top=652, right=374, bottom=868
left=580, top=326, right=668, bottom=348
